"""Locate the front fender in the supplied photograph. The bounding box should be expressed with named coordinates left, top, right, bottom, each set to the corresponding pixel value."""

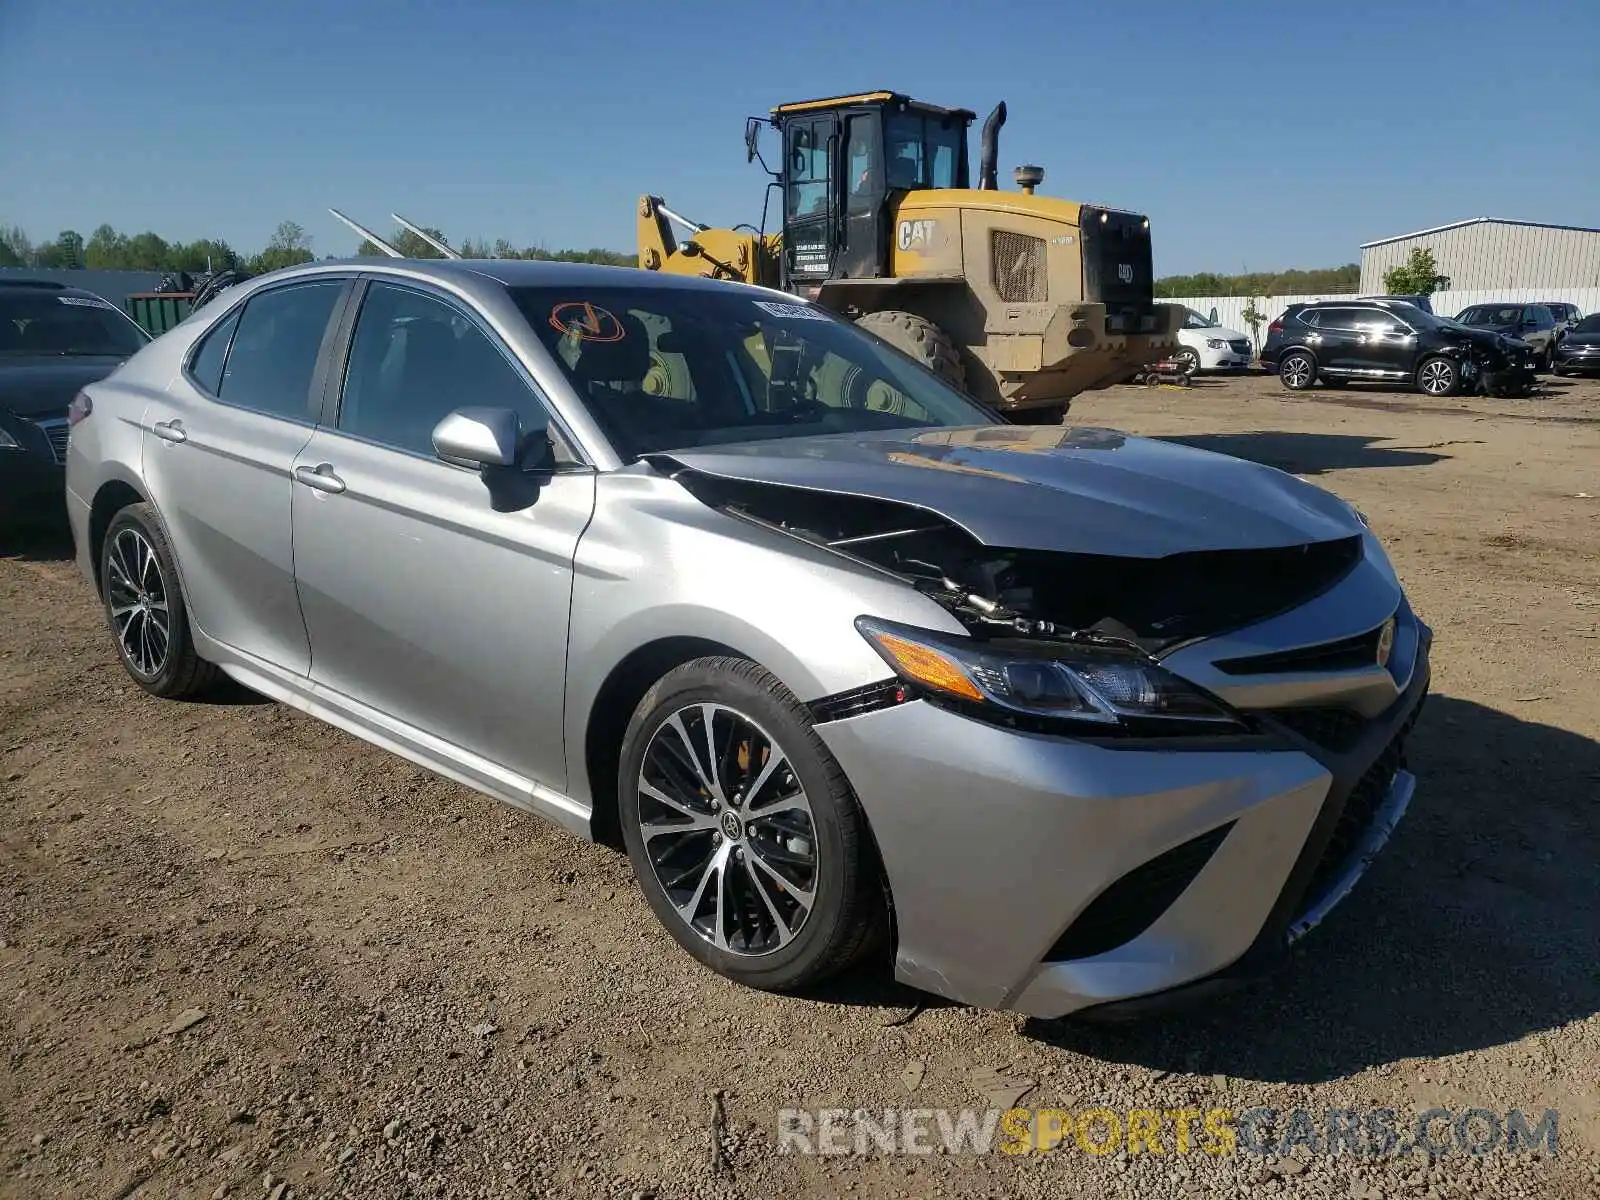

left=560, top=468, right=967, bottom=809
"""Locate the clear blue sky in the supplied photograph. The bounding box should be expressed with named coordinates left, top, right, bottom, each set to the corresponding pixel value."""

left=4, top=0, right=1597, bottom=276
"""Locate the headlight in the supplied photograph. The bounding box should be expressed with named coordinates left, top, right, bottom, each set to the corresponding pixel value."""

left=0, top=426, right=19, bottom=450
left=855, top=616, right=1246, bottom=736
left=1206, top=339, right=1227, bottom=349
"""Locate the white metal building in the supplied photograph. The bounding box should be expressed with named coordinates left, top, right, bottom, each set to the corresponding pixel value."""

left=1359, top=218, right=1600, bottom=293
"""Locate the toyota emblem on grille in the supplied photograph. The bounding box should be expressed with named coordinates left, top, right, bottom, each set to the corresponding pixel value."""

left=1376, top=617, right=1396, bottom=668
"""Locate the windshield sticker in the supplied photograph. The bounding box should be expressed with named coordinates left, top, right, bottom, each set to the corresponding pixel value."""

left=549, top=301, right=626, bottom=342
left=58, top=295, right=116, bottom=309
left=753, top=300, right=830, bottom=321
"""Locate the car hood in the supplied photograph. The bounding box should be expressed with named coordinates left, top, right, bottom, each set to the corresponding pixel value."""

left=1559, top=331, right=1600, bottom=348
left=1177, top=325, right=1249, bottom=346
left=0, top=355, right=129, bottom=416
left=654, top=425, right=1364, bottom=558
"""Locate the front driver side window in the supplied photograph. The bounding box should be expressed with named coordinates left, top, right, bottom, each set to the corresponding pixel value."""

left=337, top=282, right=548, bottom=459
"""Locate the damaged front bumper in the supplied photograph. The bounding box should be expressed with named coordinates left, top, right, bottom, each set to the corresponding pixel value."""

left=811, top=606, right=1432, bottom=1022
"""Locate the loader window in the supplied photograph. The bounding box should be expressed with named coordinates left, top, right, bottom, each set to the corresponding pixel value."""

left=786, top=119, right=834, bottom=219
left=884, top=110, right=962, bottom=190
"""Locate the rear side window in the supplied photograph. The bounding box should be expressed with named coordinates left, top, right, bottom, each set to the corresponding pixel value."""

left=188, top=309, right=241, bottom=395
left=1315, top=307, right=1363, bottom=330
left=214, top=280, right=345, bottom=421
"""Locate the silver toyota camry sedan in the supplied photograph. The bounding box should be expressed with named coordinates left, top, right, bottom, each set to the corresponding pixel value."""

left=62, top=258, right=1431, bottom=1020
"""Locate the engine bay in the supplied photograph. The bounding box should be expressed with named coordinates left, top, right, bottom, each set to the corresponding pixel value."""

left=667, top=468, right=1365, bottom=654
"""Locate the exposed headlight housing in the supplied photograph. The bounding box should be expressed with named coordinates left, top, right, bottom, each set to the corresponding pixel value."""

left=855, top=617, right=1246, bottom=736
left=1205, top=338, right=1227, bottom=349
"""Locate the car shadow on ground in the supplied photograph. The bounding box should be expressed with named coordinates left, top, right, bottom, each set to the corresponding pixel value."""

left=1159, top=431, right=1451, bottom=475
left=1021, top=694, right=1600, bottom=1084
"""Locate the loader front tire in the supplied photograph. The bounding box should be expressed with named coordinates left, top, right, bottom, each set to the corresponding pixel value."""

left=855, top=310, right=967, bottom=393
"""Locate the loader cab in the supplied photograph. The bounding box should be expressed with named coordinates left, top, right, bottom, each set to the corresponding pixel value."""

left=764, top=91, right=975, bottom=293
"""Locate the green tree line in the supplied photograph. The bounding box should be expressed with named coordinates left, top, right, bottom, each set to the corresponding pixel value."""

left=0, top=218, right=633, bottom=276
left=1155, top=263, right=1360, bottom=297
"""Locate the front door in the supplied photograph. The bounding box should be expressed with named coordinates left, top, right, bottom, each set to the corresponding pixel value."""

left=288, top=277, right=596, bottom=791
left=782, top=114, right=840, bottom=288
left=139, top=276, right=353, bottom=676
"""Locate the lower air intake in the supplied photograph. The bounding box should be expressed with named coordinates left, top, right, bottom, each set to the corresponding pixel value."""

left=1043, top=822, right=1234, bottom=962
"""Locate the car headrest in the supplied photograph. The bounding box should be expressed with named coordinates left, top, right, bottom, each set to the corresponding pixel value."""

left=572, top=310, right=651, bottom=385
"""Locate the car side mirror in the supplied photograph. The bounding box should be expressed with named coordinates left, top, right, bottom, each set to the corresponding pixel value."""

left=432, top=406, right=523, bottom=468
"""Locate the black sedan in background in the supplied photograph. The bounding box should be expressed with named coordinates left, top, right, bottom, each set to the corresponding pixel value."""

left=1, top=280, right=151, bottom=523
left=1552, top=313, right=1600, bottom=376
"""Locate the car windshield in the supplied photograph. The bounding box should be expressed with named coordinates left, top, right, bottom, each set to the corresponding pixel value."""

left=0, top=290, right=149, bottom=357
left=1573, top=313, right=1600, bottom=334
left=1459, top=306, right=1521, bottom=327
left=510, top=285, right=998, bottom=459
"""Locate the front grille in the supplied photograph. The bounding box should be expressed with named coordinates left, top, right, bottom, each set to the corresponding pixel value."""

left=1043, top=822, right=1234, bottom=962
left=1262, top=706, right=1367, bottom=755
left=1229, top=339, right=1251, bottom=354
left=1300, top=729, right=1407, bottom=908
left=30, top=417, right=70, bottom=465
left=990, top=231, right=1046, bottom=303
left=1215, top=623, right=1386, bottom=677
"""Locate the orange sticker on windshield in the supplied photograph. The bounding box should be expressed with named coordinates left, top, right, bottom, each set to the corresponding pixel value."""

left=549, top=301, right=626, bottom=342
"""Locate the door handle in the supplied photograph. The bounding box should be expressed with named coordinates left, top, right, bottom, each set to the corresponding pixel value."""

left=152, top=419, right=187, bottom=444
left=294, top=463, right=346, bottom=494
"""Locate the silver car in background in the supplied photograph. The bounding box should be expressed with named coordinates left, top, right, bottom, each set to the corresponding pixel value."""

left=63, top=259, right=1431, bottom=1020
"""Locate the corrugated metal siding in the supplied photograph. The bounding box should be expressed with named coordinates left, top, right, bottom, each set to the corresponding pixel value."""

left=1167, top=288, right=1600, bottom=353
left=1359, top=222, right=1600, bottom=292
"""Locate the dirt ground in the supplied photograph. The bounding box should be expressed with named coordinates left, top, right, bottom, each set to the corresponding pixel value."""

left=3, top=372, right=1599, bottom=1200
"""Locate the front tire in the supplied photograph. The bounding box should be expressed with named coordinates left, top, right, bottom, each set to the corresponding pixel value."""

left=1171, top=347, right=1200, bottom=376
left=1415, top=355, right=1459, bottom=397
left=99, top=503, right=221, bottom=699
left=618, top=656, right=886, bottom=993
left=1277, top=350, right=1317, bottom=391
left=854, top=309, right=966, bottom=392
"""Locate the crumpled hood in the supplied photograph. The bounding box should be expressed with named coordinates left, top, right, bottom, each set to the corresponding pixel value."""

left=655, top=425, right=1364, bottom=558
left=0, top=356, right=129, bottom=416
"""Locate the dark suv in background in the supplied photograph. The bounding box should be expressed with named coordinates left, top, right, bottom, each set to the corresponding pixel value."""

left=1260, top=299, right=1537, bottom=398
left=1452, top=303, right=1560, bottom=371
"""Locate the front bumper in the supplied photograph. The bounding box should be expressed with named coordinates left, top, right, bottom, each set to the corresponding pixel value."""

left=1197, top=343, right=1255, bottom=371
left=1554, top=346, right=1600, bottom=372
left=814, top=614, right=1432, bottom=1021
left=0, top=448, right=66, bottom=522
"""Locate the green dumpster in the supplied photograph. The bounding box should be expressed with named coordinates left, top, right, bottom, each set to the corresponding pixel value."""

left=125, top=293, right=195, bottom=337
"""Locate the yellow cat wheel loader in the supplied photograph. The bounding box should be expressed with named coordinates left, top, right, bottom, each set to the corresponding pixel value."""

left=636, top=90, right=1183, bottom=423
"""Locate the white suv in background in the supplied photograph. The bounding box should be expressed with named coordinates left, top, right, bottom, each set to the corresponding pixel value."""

left=1173, top=307, right=1255, bottom=375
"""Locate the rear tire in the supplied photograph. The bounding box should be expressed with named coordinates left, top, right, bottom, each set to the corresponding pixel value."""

left=855, top=309, right=967, bottom=392
left=618, top=656, right=887, bottom=994
left=98, top=503, right=221, bottom=700
left=1277, top=350, right=1317, bottom=391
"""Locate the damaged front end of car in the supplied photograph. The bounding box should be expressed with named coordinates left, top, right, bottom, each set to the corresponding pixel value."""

left=651, top=458, right=1366, bottom=739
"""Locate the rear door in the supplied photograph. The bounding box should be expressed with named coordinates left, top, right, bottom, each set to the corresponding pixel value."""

left=288, top=276, right=596, bottom=791
left=140, top=275, right=354, bottom=676
left=1302, top=306, right=1365, bottom=372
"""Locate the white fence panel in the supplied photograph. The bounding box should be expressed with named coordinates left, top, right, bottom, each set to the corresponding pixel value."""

left=1166, top=289, right=1600, bottom=352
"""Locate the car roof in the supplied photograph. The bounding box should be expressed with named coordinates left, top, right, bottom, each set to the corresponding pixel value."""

left=0, top=278, right=110, bottom=300
left=256, top=256, right=788, bottom=300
